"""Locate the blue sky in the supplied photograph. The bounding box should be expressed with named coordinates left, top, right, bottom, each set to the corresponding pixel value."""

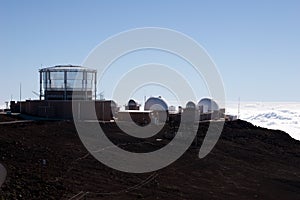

left=0, top=0, right=300, bottom=107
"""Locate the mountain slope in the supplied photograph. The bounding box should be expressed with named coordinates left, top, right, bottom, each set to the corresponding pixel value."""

left=0, top=119, right=299, bottom=199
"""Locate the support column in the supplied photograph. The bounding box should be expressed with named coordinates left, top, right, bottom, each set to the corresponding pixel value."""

left=45, top=71, right=48, bottom=100
left=40, top=71, right=42, bottom=100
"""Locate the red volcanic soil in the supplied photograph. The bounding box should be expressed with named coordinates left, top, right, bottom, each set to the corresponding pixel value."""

left=0, top=119, right=300, bottom=199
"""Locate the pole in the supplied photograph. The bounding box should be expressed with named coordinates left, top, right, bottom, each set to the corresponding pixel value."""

left=19, top=83, right=22, bottom=113
left=238, top=97, right=240, bottom=119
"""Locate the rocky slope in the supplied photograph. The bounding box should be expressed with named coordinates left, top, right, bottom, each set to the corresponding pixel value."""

left=0, top=118, right=300, bottom=199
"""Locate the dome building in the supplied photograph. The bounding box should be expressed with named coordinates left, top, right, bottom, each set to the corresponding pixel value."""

left=182, top=101, right=199, bottom=123
left=125, top=99, right=140, bottom=110
left=144, top=97, right=168, bottom=124
left=198, top=98, right=219, bottom=113
left=186, top=101, right=196, bottom=109
left=144, top=97, right=168, bottom=111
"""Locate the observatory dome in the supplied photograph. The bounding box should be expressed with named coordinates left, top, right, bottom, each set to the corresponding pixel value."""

left=126, top=99, right=140, bottom=110
left=186, top=101, right=196, bottom=109
left=128, top=99, right=137, bottom=107
left=144, top=97, right=168, bottom=111
left=198, top=98, right=219, bottom=113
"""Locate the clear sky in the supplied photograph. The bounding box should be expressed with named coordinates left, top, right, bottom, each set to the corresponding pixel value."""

left=0, top=0, right=300, bottom=107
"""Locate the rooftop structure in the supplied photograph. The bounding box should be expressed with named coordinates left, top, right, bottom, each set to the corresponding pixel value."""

left=39, top=65, right=97, bottom=100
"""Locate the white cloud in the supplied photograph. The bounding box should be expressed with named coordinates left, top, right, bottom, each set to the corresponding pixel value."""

left=226, top=102, right=300, bottom=141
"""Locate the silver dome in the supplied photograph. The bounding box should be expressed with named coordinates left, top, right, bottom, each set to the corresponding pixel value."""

left=186, top=101, right=196, bottom=109
left=198, top=98, right=219, bottom=113
left=128, top=99, right=137, bottom=107
left=144, top=97, right=168, bottom=111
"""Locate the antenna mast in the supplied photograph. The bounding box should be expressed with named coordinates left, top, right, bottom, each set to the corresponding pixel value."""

left=19, top=83, right=22, bottom=112
left=238, top=97, right=240, bottom=119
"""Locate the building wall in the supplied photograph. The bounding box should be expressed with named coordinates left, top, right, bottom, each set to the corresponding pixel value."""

left=117, top=112, right=151, bottom=125
left=11, top=100, right=116, bottom=121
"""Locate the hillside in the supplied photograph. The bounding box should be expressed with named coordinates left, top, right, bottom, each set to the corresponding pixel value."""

left=0, top=118, right=300, bottom=199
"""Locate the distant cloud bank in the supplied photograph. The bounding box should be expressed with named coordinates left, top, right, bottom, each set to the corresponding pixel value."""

left=226, top=102, right=300, bottom=141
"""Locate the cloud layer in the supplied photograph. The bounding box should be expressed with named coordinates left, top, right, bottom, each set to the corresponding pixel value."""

left=226, top=102, right=300, bottom=140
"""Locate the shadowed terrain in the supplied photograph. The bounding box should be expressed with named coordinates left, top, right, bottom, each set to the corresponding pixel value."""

left=0, top=116, right=300, bottom=199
